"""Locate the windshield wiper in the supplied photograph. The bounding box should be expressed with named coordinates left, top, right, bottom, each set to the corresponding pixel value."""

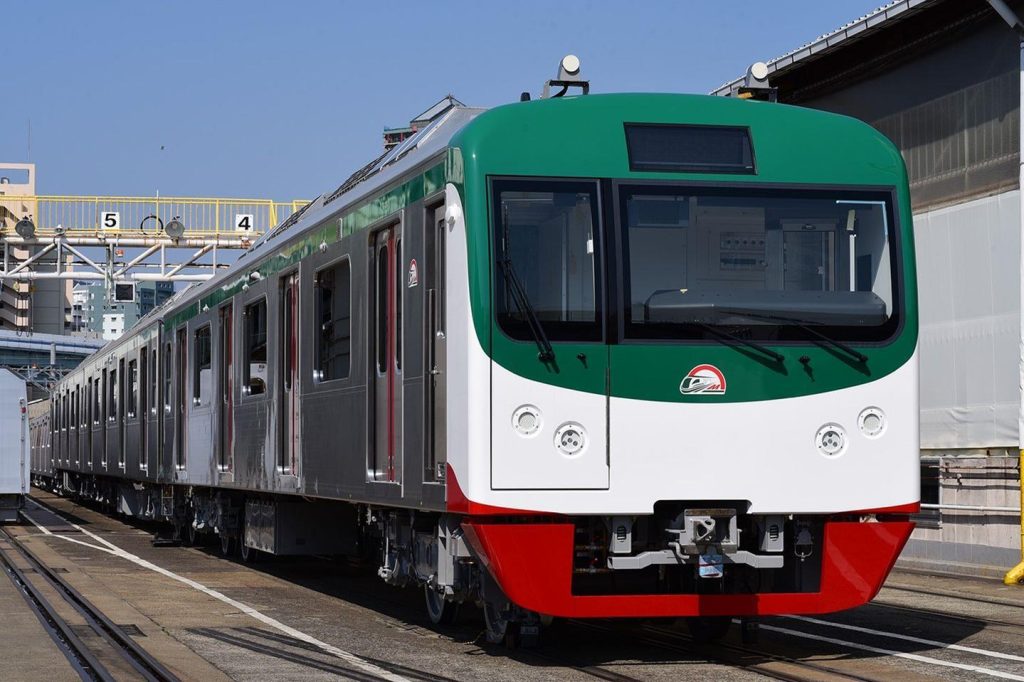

left=643, top=290, right=783, bottom=364
left=687, top=320, right=784, bottom=364
left=500, top=204, right=555, bottom=362
left=719, top=308, right=867, bottom=364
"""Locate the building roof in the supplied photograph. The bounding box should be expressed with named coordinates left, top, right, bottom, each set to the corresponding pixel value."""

left=0, top=329, right=104, bottom=356
left=710, top=0, right=939, bottom=96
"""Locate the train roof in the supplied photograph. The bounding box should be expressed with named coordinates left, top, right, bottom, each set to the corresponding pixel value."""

left=71, top=92, right=906, bottom=367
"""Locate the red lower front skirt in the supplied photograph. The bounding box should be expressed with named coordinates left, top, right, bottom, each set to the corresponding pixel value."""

left=461, top=519, right=913, bottom=618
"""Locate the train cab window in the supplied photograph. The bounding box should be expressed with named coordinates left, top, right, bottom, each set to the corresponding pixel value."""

left=315, top=259, right=352, bottom=381
left=243, top=299, right=268, bottom=396
left=492, top=179, right=602, bottom=342
left=194, top=325, right=212, bottom=406
left=619, top=186, right=899, bottom=342
left=127, top=359, right=138, bottom=418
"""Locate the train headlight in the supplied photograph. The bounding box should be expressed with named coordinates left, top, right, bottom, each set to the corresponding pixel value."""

left=815, top=423, right=847, bottom=458
left=554, top=422, right=586, bottom=456
left=512, top=405, right=542, bottom=437
left=858, top=407, right=887, bottom=439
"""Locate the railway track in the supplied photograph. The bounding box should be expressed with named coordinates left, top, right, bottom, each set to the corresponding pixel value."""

left=0, top=526, right=179, bottom=682
left=570, top=619, right=887, bottom=682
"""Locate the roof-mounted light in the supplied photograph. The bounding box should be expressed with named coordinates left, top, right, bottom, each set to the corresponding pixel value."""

left=537, top=54, right=590, bottom=99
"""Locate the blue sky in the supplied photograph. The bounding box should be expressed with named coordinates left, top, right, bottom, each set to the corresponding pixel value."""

left=1, top=1, right=883, bottom=201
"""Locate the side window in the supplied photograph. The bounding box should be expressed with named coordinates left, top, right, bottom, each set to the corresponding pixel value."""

left=376, top=245, right=388, bottom=374
left=194, top=325, right=212, bottom=405
left=127, top=359, right=138, bottom=418
left=315, top=259, right=351, bottom=381
left=93, top=377, right=100, bottom=424
left=151, top=348, right=158, bottom=414
left=244, top=299, right=268, bottom=396
left=108, top=368, right=117, bottom=421
left=395, top=238, right=402, bottom=370
left=164, top=343, right=172, bottom=410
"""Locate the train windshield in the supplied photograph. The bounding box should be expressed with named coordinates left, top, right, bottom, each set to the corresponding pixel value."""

left=620, top=185, right=900, bottom=342
left=492, top=179, right=603, bottom=342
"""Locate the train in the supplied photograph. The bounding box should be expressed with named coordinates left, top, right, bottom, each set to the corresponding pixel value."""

left=31, top=58, right=919, bottom=646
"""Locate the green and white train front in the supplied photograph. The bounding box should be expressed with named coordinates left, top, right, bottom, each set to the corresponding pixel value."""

left=442, top=95, right=918, bottom=619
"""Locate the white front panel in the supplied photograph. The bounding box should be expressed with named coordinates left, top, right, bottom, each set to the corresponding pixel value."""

left=491, top=362, right=608, bottom=489
left=472, top=346, right=918, bottom=515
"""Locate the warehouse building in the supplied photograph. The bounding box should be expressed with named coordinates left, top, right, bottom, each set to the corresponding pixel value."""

left=715, top=0, right=1024, bottom=575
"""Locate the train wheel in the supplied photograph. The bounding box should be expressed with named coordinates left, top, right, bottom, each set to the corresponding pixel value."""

left=239, top=539, right=258, bottom=564
left=219, top=532, right=234, bottom=557
left=686, top=615, right=732, bottom=643
left=424, top=586, right=458, bottom=625
left=483, top=599, right=510, bottom=645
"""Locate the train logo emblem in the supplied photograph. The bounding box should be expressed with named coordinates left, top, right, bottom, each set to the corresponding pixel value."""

left=408, top=258, right=419, bottom=287
left=679, top=364, right=727, bottom=395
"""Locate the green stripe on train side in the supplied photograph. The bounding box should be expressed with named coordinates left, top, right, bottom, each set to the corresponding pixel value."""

left=450, top=93, right=919, bottom=402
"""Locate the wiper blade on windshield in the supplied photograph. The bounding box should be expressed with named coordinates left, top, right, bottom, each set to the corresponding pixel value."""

left=720, top=308, right=867, bottom=364
left=500, top=204, right=555, bottom=362
left=643, top=290, right=783, bottom=364
left=687, top=320, right=784, bottom=364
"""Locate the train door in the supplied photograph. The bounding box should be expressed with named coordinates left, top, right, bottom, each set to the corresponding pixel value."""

left=118, top=357, right=126, bottom=469
left=97, top=366, right=105, bottom=466
left=162, top=340, right=172, bottom=474
left=371, top=224, right=402, bottom=483
left=149, top=347, right=159, bottom=474
left=279, top=273, right=299, bottom=475
left=175, top=327, right=187, bottom=470
left=219, top=304, right=233, bottom=473
left=86, top=378, right=93, bottom=468
left=424, top=206, right=446, bottom=482
left=72, top=385, right=79, bottom=467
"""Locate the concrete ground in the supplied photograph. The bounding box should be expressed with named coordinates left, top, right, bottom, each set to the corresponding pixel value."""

left=2, top=489, right=1022, bottom=681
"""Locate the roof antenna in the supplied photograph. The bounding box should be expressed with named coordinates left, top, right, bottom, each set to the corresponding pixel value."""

left=541, top=55, right=589, bottom=98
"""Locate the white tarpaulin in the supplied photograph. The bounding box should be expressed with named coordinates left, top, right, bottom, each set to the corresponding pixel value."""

left=916, top=190, right=1020, bottom=449
left=0, top=368, right=28, bottom=495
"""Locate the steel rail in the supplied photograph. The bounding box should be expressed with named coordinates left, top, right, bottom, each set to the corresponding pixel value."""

left=0, top=535, right=110, bottom=681
left=0, top=526, right=180, bottom=682
left=571, top=619, right=883, bottom=682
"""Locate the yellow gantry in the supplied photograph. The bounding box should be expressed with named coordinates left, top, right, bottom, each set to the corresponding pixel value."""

left=0, top=195, right=309, bottom=240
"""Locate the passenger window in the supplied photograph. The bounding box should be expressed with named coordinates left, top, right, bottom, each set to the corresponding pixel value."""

left=395, top=238, right=402, bottom=370
left=194, top=326, right=212, bottom=405
left=127, top=359, right=138, bottom=418
left=376, top=246, right=388, bottom=374
left=108, top=369, right=117, bottom=421
left=244, top=299, right=268, bottom=396
left=315, top=260, right=352, bottom=381
left=150, top=349, right=158, bottom=414
left=164, top=343, right=172, bottom=410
